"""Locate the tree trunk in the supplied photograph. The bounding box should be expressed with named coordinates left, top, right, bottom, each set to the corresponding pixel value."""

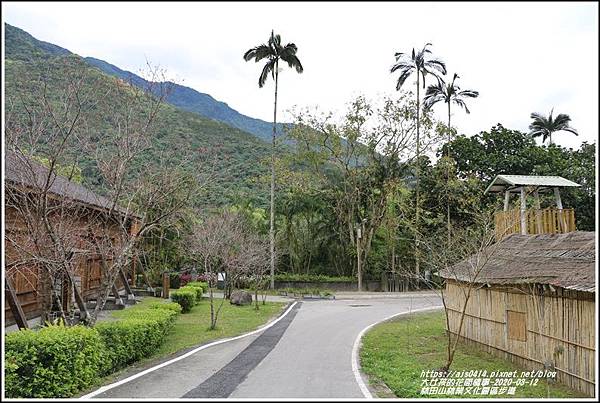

left=269, top=62, right=279, bottom=290
left=414, top=71, right=421, bottom=276
left=445, top=287, right=473, bottom=370
left=447, top=101, right=452, bottom=247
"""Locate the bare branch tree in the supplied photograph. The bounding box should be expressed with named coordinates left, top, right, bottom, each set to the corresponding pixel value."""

left=419, top=208, right=516, bottom=371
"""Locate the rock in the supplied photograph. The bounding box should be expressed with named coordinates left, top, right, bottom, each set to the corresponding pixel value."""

left=230, top=290, right=253, bottom=306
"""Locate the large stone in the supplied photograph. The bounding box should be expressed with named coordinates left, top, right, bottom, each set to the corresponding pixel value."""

left=230, top=290, right=253, bottom=306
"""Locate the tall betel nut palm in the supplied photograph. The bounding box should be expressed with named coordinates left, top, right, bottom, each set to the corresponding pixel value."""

left=423, top=73, right=478, bottom=241
left=390, top=43, right=445, bottom=275
left=244, top=30, right=303, bottom=288
left=529, top=109, right=578, bottom=145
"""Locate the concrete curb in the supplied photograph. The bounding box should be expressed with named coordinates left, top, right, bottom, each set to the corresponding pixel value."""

left=351, top=305, right=444, bottom=399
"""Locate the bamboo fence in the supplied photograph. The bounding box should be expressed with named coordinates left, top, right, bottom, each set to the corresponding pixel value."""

left=445, top=280, right=595, bottom=396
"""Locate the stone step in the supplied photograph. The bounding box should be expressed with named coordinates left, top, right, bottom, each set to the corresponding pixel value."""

left=131, top=288, right=156, bottom=297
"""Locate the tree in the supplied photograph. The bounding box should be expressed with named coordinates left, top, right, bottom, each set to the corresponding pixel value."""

left=390, top=43, right=446, bottom=275
left=529, top=109, right=578, bottom=145
left=423, top=73, right=478, bottom=242
left=420, top=209, right=505, bottom=371
left=287, top=94, right=438, bottom=290
left=5, top=59, right=207, bottom=325
left=243, top=30, right=304, bottom=289
left=188, top=211, right=269, bottom=326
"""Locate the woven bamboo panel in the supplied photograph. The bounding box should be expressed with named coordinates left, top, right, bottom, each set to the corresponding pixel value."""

left=445, top=281, right=595, bottom=396
left=495, top=208, right=576, bottom=240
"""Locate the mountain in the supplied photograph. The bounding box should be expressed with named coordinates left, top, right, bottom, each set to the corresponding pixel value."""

left=5, top=23, right=281, bottom=143
left=84, top=57, right=284, bottom=143
left=4, top=23, right=273, bottom=207
left=5, top=23, right=71, bottom=60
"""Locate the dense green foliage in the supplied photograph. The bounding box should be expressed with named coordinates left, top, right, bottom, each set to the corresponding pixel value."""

left=360, top=311, right=582, bottom=398
left=180, top=284, right=204, bottom=301
left=84, top=56, right=285, bottom=143
left=4, top=23, right=595, bottom=288
left=5, top=324, right=107, bottom=398
left=4, top=302, right=180, bottom=398
left=274, top=118, right=595, bottom=281
left=96, top=303, right=179, bottom=372
left=186, top=281, right=209, bottom=291
left=444, top=124, right=595, bottom=230
left=275, top=273, right=355, bottom=283
left=6, top=23, right=281, bottom=143
left=170, top=288, right=197, bottom=312
left=4, top=23, right=272, bottom=208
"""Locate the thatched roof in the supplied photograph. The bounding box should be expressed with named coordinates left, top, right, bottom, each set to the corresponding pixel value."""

left=440, top=231, right=596, bottom=293
left=5, top=150, right=131, bottom=216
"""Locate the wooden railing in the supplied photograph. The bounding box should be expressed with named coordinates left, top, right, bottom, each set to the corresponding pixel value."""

left=494, top=207, right=576, bottom=240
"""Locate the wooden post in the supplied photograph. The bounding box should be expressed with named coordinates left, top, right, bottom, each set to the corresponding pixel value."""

left=65, top=271, right=89, bottom=321
left=356, top=225, right=362, bottom=292
left=533, top=189, right=543, bottom=234
left=554, top=187, right=566, bottom=232
left=5, top=278, right=28, bottom=329
left=111, top=283, right=124, bottom=306
left=118, top=268, right=135, bottom=301
left=503, top=190, right=511, bottom=211
left=162, top=272, right=170, bottom=299
left=520, top=188, right=527, bottom=235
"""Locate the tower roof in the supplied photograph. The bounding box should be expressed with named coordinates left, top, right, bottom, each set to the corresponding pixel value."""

left=484, top=175, right=580, bottom=194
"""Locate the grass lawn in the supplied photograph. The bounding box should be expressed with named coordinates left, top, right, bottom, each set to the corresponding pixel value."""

left=115, top=296, right=287, bottom=359
left=359, top=311, right=584, bottom=398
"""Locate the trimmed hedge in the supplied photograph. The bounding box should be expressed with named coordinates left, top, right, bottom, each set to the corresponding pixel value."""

left=148, top=301, right=183, bottom=314
left=5, top=324, right=106, bottom=398
left=187, top=281, right=208, bottom=291
left=96, top=307, right=178, bottom=372
left=5, top=301, right=181, bottom=398
left=274, top=273, right=355, bottom=283
left=171, top=288, right=196, bottom=313
left=180, top=285, right=203, bottom=302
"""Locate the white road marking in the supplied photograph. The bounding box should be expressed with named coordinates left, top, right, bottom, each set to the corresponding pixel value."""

left=351, top=305, right=444, bottom=399
left=80, top=301, right=298, bottom=399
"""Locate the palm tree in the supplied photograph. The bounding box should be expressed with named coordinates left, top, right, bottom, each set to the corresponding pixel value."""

left=243, top=30, right=303, bottom=289
left=423, top=73, right=478, bottom=242
left=390, top=43, right=446, bottom=275
left=529, top=109, right=578, bottom=145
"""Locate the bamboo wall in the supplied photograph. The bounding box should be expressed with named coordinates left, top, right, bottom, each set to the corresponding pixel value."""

left=445, top=280, right=595, bottom=396
left=494, top=208, right=576, bottom=240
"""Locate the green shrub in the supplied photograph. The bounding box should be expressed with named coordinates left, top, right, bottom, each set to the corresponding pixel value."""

left=180, top=285, right=203, bottom=303
left=148, top=301, right=183, bottom=313
left=96, top=308, right=178, bottom=372
left=5, top=324, right=106, bottom=398
left=274, top=273, right=355, bottom=283
left=171, top=288, right=196, bottom=312
left=186, top=281, right=207, bottom=293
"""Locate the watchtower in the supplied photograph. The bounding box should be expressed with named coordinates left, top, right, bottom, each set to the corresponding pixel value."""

left=484, top=175, right=580, bottom=240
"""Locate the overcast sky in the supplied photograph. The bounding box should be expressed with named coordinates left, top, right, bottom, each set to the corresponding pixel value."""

left=3, top=2, right=598, bottom=149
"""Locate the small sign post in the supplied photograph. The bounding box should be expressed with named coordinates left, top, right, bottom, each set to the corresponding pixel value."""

left=162, top=272, right=170, bottom=299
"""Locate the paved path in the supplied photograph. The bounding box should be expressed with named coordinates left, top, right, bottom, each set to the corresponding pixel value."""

left=90, top=292, right=441, bottom=399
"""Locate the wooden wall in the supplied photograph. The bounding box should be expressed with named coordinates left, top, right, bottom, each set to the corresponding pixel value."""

left=445, top=280, right=595, bottom=396
left=4, top=206, right=130, bottom=326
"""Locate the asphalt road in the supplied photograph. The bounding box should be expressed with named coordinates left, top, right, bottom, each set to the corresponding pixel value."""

left=90, top=293, right=442, bottom=399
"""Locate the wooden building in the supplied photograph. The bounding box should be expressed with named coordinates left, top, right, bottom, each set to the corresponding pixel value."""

left=4, top=151, right=138, bottom=328
left=441, top=229, right=595, bottom=396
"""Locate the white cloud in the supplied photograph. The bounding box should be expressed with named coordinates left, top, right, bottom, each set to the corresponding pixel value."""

left=3, top=1, right=598, bottom=149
